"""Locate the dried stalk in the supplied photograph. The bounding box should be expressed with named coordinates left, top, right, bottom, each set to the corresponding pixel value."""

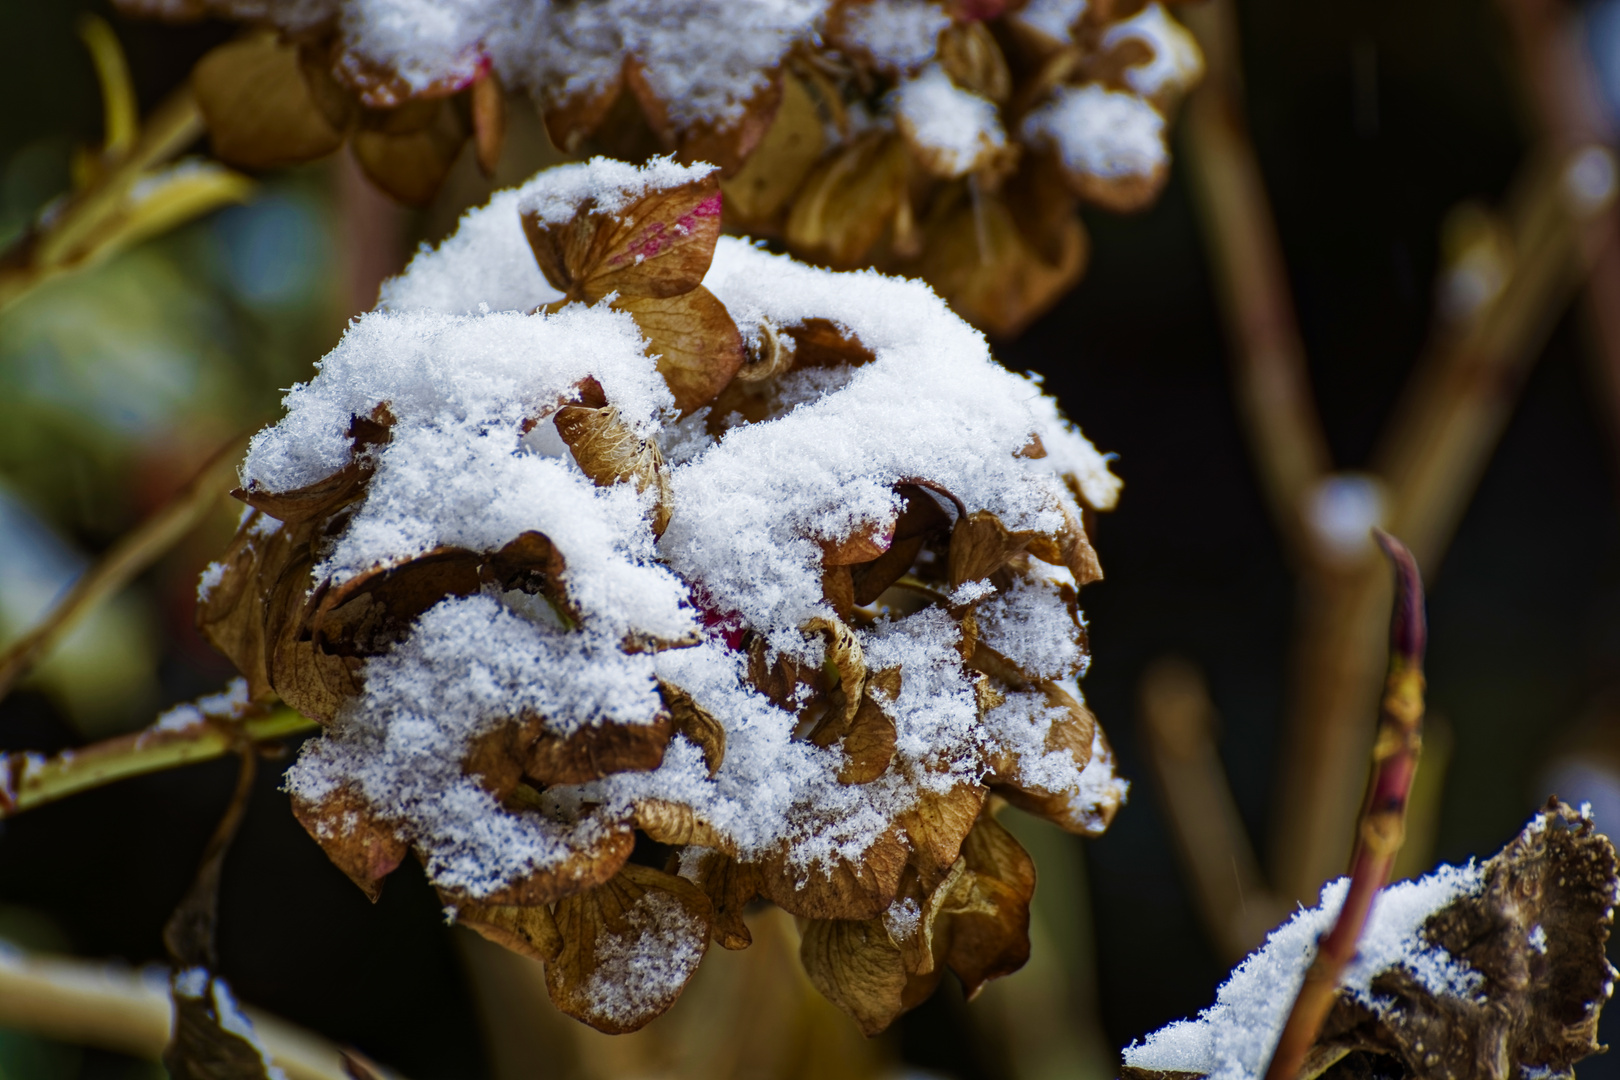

left=0, top=946, right=383, bottom=1080
left=1262, top=533, right=1427, bottom=1080
left=0, top=17, right=252, bottom=313
left=1172, top=0, right=1613, bottom=924
left=0, top=435, right=248, bottom=704
left=0, top=706, right=316, bottom=819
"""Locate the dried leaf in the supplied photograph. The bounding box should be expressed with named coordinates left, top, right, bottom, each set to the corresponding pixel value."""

left=614, top=286, right=747, bottom=414
left=785, top=133, right=911, bottom=267
left=693, top=850, right=761, bottom=950
left=352, top=99, right=468, bottom=207
left=553, top=404, right=674, bottom=534
left=897, top=783, right=988, bottom=888
left=192, top=35, right=350, bottom=169
left=661, top=680, right=726, bottom=776
left=521, top=171, right=722, bottom=302
left=722, top=72, right=825, bottom=223
left=455, top=899, right=562, bottom=964
left=290, top=786, right=408, bottom=902
left=799, top=916, right=909, bottom=1036
left=546, top=863, right=713, bottom=1033
left=760, top=827, right=909, bottom=920
left=526, top=713, right=673, bottom=787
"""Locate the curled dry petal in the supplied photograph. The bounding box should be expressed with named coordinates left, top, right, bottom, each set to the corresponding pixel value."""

left=613, top=286, right=747, bottom=414
left=351, top=98, right=469, bottom=207
left=546, top=863, right=714, bottom=1033
left=761, top=827, right=910, bottom=920
left=721, top=73, right=826, bottom=224
left=554, top=403, right=675, bottom=534
left=634, top=798, right=730, bottom=849
left=470, top=70, right=506, bottom=177
left=660, top=681, right=726, bottom=776
left=630, top=60, right=785, bottom=177
left=804, top=614, right=867, bottom=726
left=820, top=518, right=896, bottom=566
left=785, top=133, right=911, bottom=267
left=897, top=782, right=988, bottom=889
left=799, top=916, right=910, bottom=1037
left=949, top=510, right=1034, bottom=588
left=267, top=548, right=364, bottom=723
left=192, top=35, right=351, bottom=170
left=938, top=21, right=1012, bottom=103
left=196, top=510, right=307, bottom=702
left=808, top=688, right=899, bottom=784
left=781, top=318, right=878, bottom=369
left=693, top=851, right=761, bottom=950
left=456, top=899, right=563, bottom=965
left=543, top=72, right=624, bottom=154
left=290, top=787, right=408, bottom=902
left=525, top=713, right=673, bottom=787
left=937, top=810, right=1036, bottom=998
left=464, top=820, right=636, bottom=907
left=236, top=406, right=393, bottom=525
left=732, top=318, right=796, bottom=383
left=522, top=172, right=723, bottom=302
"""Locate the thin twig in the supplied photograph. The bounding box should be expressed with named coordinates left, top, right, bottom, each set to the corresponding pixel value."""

left=1262, top=532, right=1427, bottom=1080
left=0, top=946, right=396, bottom=1080
left=0, top=707, right=316, bottom=819
left=0, top=434, right=248, bottom=704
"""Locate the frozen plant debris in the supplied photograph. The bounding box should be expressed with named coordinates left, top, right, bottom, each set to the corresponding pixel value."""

left=198, top=157, right=1125, bottom=1035
left=1121, top=800, right=1619, bottom=1080
left=120, top=0, right=1202, bottom=335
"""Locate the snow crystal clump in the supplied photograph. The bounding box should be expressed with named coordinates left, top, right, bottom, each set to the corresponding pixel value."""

left=893, top=64, right=1005, bottom=178
left=841, top=0, right=952, bottom=72
left=1121, top=862, right=1484, bottom=1080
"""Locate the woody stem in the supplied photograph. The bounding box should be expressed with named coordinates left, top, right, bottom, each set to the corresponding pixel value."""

left=1262, top=532, right=1427, bottom=1080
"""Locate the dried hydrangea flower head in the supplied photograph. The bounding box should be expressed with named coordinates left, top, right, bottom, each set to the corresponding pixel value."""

left=119, top=0, right=1200, bottom=332
left=1123, top=801, right=1619, bottom=1080
left=199, top=157, right=1127, bottom=1034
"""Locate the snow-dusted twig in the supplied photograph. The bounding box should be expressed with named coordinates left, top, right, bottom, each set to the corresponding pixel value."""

left=1261, top=532, right=1426, bottom=1080
left=0, top=434, right=247, bottom=704
left=0, top=705, right=315, bottom=819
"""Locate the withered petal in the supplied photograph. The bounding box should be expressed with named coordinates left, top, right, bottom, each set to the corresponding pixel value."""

left=526, top=713, right=673, bottom=787
left=546, top=862, right=713, bottom=1033
left=660, top=681, right=726, bottom=776
left=760, top=827, right=908, bottom=921
left=463, top=821, right=636, bottom=907
left=543, top=72, right=624, bottom=155
left=948, top=510, right=1033, bottom=589
left=898, top=783, right=988, bottom=888
left=192, top=35, right=350, bottom=170
left=470, top=70, right=506, bottom=177
left=721, top=72, right=825, bottom=224
left=799, top=916, right=910, bottom=1036
left=554, top=403, right=675, bottom=534
left=634, top=798, right=731, bottom=850
left=693, top=850, right=761, bottom=950
left=351, top=100, right=468, bottom=208
left=455, top=898, right=563, bottom=964
left=236, top=405, right=394, bottom=525
left=290, top=787, right=408, bottom=902
left=613, top=286, right=747, bottom=415
left=784, top=133, right=911, bottom=268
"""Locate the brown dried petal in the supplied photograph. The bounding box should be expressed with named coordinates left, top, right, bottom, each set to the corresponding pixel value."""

left=949, top=510, right=1033, bottom=589
left=546, top=863, right=713, bottom=1033
left=467, top=821, right=636, bottom=907
left=804, top=614, right=867, bottom=726
left=821, top=518, right=896, bottom=566
left=937, top=21, right=1012, bottom=103
left=760, top=827, right=909, bottom=920
left=236, top=405, right=393, bottom=525
left=196, top=509, right=312, bottom=702
left=915, top=192, right=1087, bottom=339
left=470, top=70, right=506, bottom=177
left=781, top=317, right=877, bottom=369
left=521, top=171, right=722, bottom=302
left=633, top=64, right=783, bottom=178
left=898, top=783, right=988, bottom=889
left=823, top=563, right=856, bottom=621
left=634, top=798, right=731, bottom=849
left=939, top=820, right=1035, bottom=998
left=614, top=286, right=747, bottom=415
left=526, top=713, right=673, bottom=787
left=661, top=681, right=726, bottom=776
left=721, top=72, right=826, bottom=224
left=553, top=403, right=674, bottom=534
left=290, top=787, right=408, bottom=902
left=311, top=546, right=483, bottom=657
left=784, top=133, right=911, bottom=268
left=351, top=99, right=469, bottom=207
left=693, top=850, right=761, bottom=950
left=267, top=551, right=363, bottom=723
left=192, top=36, right=350, bottom=170
left=543, top=72, right=624, bottom=154
left=455, top=899, right=563, bottom=964
left=1024, top=499, right=1104, bottom=586
left=799, top=916, right=910, bottom=1037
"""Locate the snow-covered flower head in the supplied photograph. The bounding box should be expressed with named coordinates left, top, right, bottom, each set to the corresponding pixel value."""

left=199, top=158, right=1126, bottom=1033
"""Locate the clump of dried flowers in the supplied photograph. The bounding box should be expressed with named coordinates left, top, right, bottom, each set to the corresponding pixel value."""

left=117, top=0, right=1201, bottom=334
left=198, top=157, right=1126, bottom=1033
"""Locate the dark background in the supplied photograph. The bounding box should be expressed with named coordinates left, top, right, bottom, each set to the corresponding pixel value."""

left=2, top=0, right=1618, bottom=1076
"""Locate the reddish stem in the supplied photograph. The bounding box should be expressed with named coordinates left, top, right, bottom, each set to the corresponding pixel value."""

left=1262, top=531, right=1427, bottom=1080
